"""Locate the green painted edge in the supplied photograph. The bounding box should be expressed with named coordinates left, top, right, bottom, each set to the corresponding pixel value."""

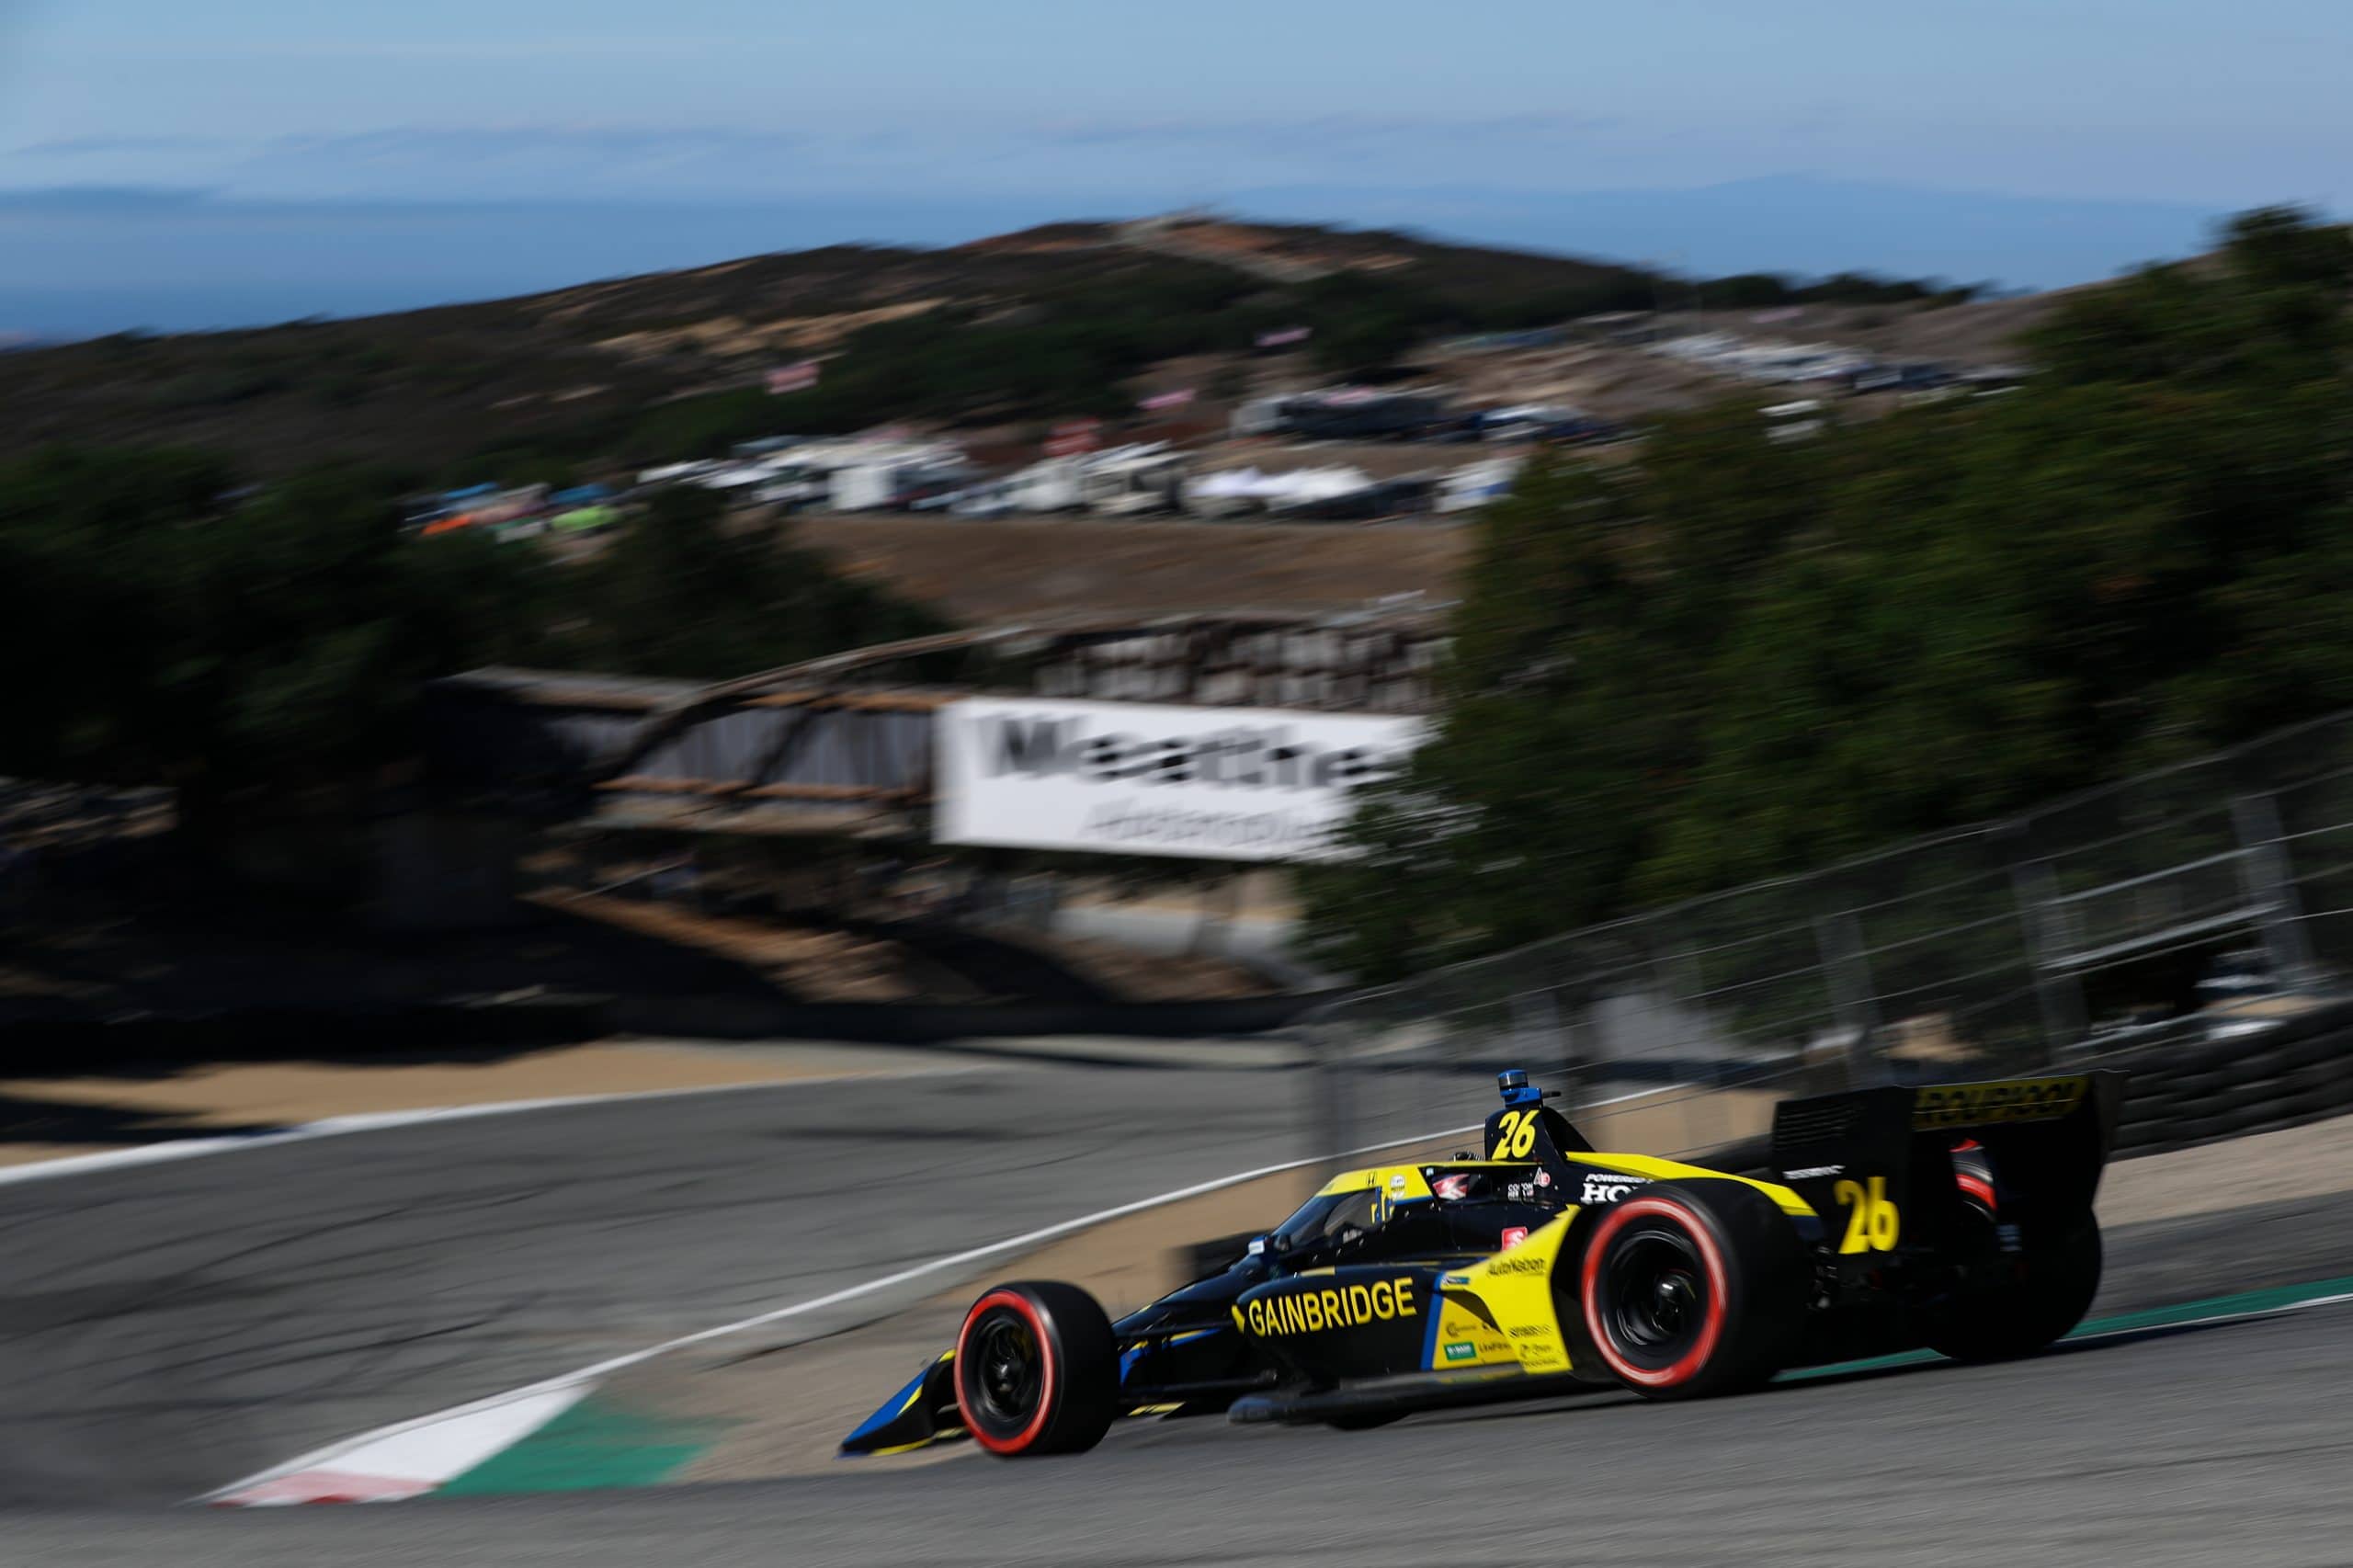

left=438, top=1277, right=2353, bottom=1496
left=1780, top=1273, right=2353, bottom=1383
left=438, top=1392, right=733, bottom=1496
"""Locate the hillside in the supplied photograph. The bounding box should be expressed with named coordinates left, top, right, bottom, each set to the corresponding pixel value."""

left=793, top=513, right=1470, bottom=626
left=0, top=217, right=1986, bottom=482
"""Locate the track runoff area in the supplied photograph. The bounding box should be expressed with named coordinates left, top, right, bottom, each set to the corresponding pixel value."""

left=5, top=1055, right=2351, bottom=1567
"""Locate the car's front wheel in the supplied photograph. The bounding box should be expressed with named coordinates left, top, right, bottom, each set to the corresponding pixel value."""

left=952, top=1280, right=1120, bottom=1456
left=1578, top=1180, right=1808, bottom=1400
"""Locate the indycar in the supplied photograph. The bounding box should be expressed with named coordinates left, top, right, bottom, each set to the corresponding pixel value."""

left=842, top=1067, right=2123, bottom=1458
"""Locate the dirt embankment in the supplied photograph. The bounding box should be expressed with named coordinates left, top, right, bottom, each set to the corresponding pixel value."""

left=793, top=515, right=1471, bottom=625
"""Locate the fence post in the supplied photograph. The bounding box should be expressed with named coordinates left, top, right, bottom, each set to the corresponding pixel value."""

left=2231, top=792, right=2317, bottom=986
left=1813, top=909, right=1882, bottom=1085
left=2008, top=858, right=2086, bottom=1060
left=1308, top=1006, right=1351, bottom=1172
left=1510, top=985, right=1582, bottom=1118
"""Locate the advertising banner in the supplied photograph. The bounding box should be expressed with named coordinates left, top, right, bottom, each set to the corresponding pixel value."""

left=935, top=698, right=1425, bottom=862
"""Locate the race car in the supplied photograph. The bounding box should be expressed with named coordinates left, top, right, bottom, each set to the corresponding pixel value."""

left=841, top=1066, right=2123, bottom=1458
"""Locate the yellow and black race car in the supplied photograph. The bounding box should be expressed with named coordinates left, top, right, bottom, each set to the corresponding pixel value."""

left=841, top=1067, right=2123, bottom=1458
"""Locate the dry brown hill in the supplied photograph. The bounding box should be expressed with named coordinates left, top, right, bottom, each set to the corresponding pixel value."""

left=0, top=219, right=1643, bottom=478
left=792, top=513, right=1471, bottom=626
left=0, top=215, right=2065, bottom=483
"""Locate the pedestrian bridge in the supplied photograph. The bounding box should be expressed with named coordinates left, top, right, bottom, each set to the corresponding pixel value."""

left=424, top=608, right=1444, bottom=841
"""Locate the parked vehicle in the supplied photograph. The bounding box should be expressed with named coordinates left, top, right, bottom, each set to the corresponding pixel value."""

left=1080, top=444, right=1186, bottom=517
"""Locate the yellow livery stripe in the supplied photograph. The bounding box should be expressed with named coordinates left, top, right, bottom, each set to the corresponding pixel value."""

left=1571, top=1153, right=1816, bottom=1217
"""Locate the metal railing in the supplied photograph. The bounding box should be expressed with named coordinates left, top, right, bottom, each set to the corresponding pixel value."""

left=1303, top=710, right=2353, bottom=1164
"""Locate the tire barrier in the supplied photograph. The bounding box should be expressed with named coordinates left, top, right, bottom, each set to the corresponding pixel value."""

left=2103, top=1003, right=2353, bottom=1156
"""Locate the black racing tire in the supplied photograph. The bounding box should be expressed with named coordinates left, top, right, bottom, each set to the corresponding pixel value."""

left=2283, top=1060, right=2346, bottom=1098
left=2272, top=1033, right=2351, bottom=1073
left=1577, top=1180, right=1809, bottom=1401
left=2164, top=1064, right=2240, bottom=1096
left=952, top=1280, right=1120, bottom=1457
left=1927, top=1209, right=2102, bottom=1363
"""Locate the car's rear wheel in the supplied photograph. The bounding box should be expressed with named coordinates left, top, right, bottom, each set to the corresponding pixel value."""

left=1927, top=1208, right=2101, bottom=1362
left=952, top=1281, right=1120, bottom=1456
left=1579, top=1181, right=1808, bottom=1400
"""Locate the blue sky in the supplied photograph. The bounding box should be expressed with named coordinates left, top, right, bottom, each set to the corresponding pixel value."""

left=0, top=2, right=2346, bottom=332
left=9, top=0, right=2349, bottom=203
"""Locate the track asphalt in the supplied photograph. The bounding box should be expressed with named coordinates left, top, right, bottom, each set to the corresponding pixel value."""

left=4, top=1053, right=2351, bottom=1566
left=0, top=1054, right=1308, bottom=1507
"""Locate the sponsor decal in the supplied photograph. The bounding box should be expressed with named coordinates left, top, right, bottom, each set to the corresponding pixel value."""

left=1578, top=1174, right=1648, bottom=1206
left=1439, top=1274, right=1472, bottom=1287
left=1487, top=1254, right=1549, bottom=1277
left=1507, top=1324, right=1549, bottom=1339
left=1388, top=1174, right=1408, bottom=1193
left=1534, top=1170, right=1552, bottom=1187
left=1432, top=1174, right=1474, bottom=1200
left=1784, top=1165, right=1846, bottom=1179
left=1243, top=1276, right=1419, bottom=1337
left=1442, top=1341, right=1479, bottom=1362
left=1912, top=1077, right=2088, bottom=1131
left=1500, top=1225, right=1529, bottom=1250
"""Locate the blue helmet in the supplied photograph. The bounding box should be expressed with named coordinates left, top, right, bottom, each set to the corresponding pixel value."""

left=1496, top=1069, right=1544, bottom=1108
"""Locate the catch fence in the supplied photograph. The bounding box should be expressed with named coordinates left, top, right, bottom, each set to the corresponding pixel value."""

left=1302, top=710, right=2353, bottom=1164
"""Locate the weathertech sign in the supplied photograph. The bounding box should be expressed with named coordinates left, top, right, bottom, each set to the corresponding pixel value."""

left=1911, top=1077, right=2088, bottom=1131
left=935, top=699, right=1424, bottom=861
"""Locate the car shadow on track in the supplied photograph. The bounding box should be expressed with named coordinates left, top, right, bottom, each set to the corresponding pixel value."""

left=1403, top=1308, right=2301, bottom=1435
left=1783, top=1310, right=2301, bottom=1394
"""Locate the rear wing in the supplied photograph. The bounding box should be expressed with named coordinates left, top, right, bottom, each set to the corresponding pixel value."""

left=1770, top=1073, right=2126, bottom=1254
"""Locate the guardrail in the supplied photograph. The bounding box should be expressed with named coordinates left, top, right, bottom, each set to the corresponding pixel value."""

left=1299, top=710, right=2353, bottom=1174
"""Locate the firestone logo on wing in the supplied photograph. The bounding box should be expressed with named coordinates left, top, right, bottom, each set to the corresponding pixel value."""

left=1912, top=1077, right=2087, bottom=1131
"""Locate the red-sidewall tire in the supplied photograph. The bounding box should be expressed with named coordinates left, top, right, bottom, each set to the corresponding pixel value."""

left=952, top=1280, right=1119, bottom=1457
left=1579, top=1181, right=1807, bottom=1401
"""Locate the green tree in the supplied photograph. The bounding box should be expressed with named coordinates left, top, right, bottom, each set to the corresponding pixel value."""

left=0, top=452, right=947, bottom=867
left=1302, top=207, right=2353, bottom=978
left=566, top=485, right=945, bottom=679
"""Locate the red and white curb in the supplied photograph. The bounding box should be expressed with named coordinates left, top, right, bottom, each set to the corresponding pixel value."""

left=210, top=1386, right=591, bottom=1504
